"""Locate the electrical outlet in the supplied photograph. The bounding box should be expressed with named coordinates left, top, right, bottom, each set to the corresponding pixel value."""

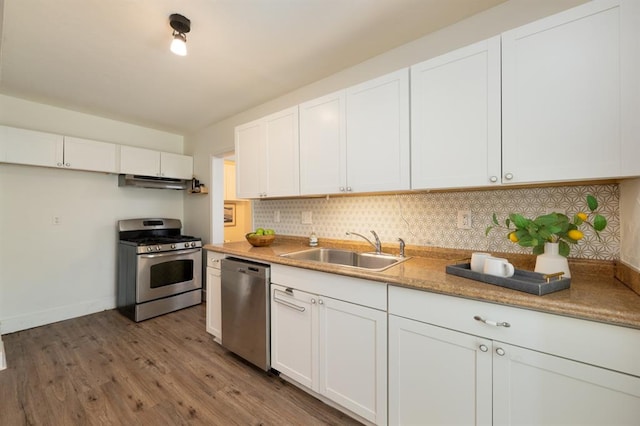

left=457, top=210, right=472, bottom=229
left=301, top=211, right=313, bottom=224
left=273, top=210, right=281, bottom=223
left=52, top=216, right=61, bottom=225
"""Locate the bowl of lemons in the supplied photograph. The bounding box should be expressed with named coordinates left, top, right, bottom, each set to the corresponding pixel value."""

left=245, top=228, right=276, bottom=247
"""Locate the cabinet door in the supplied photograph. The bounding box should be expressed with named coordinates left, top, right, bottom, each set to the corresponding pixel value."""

left=319, top=296, right=387, bottom=425
left=264, top=106, right=300, bottom=197
left=502, top=0, right=638, bottom=183
left=299, top=91, right=347, bottom=195
left=0, top=126, right=63, bottom=168
left=120, top=145, right=160, bottom=177
left=160, top=152, right=192, bottom=179
left=270, top=284, right=317, bottom=390
left=389, top=315, right=492, bottom=426
left=346, top=69, right=410, bottom=193
left=235, top=119, right=266, bottom=199
left=206, top=267, right=222, bottom=340
left=493, top=342, right=640, bottom=426
left=63, top=136, right=118, bottom=173
left=411, top=37, right=501, bottom=189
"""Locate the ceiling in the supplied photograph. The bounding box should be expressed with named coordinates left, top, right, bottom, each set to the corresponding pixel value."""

left=0, top=0, right=506, bottom=135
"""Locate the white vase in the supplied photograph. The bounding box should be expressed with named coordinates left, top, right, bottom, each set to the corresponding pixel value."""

left=534, top=242, right=571, bottom=278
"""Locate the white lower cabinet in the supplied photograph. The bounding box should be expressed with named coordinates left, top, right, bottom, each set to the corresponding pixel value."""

left=389, top=315, right=492, bottom=425
left=389, top=286, right=640, bottom=426
left=205, top=252, right=224, bottom=342
left=270, top=265, right=387, bottom=425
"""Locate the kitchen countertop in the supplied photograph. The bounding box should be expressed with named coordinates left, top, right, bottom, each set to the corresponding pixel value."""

left=205, top=237, right=640, bottom=330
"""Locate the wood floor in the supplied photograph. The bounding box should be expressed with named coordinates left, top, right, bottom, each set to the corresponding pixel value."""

left=0, top=304, right=361, bottom=425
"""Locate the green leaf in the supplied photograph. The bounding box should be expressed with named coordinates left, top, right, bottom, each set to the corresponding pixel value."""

left=532, top=244, right=545, bottom=255
left=593, top=214, right=607, bottom=231
left=505, top=218, right=511, bottom=228
left=573, top=214, right=584, bottom=226
left=492, top=213, right=499, bottom=226
left=510, top=213, right=529, bottom=229
left=559, top=241, right=570, bottom=257
left=485, top=226, right=493, bottom=236
left=587, top=195, right=598, bottom=211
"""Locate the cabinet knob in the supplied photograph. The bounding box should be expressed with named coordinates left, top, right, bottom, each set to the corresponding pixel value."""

left=311, top=298, right=316, bottom=304
left=346, top=187, right=352, bottom=192
left=57, top=162, right=63, bottom=167
left=496, top=347, right=506, bottom=356
left=339, top=187, right=345, bottom=192
left=318, top=299, right=324, bottom=305
left=479, top=344, right=488, bottom=352
left=504, top=173, right=514, bottom=180
left=65, top=163, right=70, bottom=167
left=489, top=176, right=498, bottom=183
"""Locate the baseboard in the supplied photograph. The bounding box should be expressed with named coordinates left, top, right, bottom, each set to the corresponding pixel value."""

left=0, top=297, right=116, bottom=334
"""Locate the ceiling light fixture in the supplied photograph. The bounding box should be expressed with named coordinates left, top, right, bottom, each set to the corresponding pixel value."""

left=169, top=13, right=191, bottom=56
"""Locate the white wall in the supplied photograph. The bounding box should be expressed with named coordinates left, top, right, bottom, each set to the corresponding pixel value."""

left=184, top=0, right=587, bottom=245
left=0, top=95, right=185, bottom=334
left=620, top=178, right=640, bottom=270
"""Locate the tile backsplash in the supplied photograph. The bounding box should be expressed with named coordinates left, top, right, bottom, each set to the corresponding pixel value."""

left=253, top=184, right=619, bottom=260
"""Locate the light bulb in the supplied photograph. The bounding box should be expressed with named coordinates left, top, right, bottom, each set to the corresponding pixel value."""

left=170, top=32, right=187, bottom=56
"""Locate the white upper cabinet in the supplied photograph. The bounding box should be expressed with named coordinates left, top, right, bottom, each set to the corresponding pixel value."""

left=120, top=145, right=192, bottom=179
left=63, top=136, right=118, bottom=173
left=299, top=91, right=346, bottom=196
left=0, top=126, right=118, bottom=173
left=346, top=69, right=410, bottom=193
left=411, top=36, right=501, bottom=189
left=235, top=106, right=299, bottom=199
left=298, top=69, right=410, bottom=195
left=502, top=0, right=640, bottom=184
left=0, top=125, right=63, bottom=168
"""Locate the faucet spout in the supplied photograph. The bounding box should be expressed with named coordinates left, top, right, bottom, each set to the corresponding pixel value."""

left=346, top=230, right=382, bottom=254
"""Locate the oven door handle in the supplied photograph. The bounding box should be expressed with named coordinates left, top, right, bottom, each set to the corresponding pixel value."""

left=139, top=248, right=201, bottom=259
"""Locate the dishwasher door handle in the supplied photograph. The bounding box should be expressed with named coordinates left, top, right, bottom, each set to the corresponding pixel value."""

left=273, top=290, right=305, bottom=312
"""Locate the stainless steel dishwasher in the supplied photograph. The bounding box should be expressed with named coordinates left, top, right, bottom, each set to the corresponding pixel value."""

left=220, top=257, right=270, bottom=371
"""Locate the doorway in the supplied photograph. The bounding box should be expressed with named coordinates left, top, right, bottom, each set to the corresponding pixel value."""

left=220, top=154, right=252, bottom=242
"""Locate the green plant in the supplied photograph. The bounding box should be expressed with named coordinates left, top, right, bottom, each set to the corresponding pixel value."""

left=485, top=195, right=607, bottom=257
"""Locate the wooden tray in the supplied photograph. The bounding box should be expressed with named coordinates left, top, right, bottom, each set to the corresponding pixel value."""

left=445, top=263, right=571, bottom=296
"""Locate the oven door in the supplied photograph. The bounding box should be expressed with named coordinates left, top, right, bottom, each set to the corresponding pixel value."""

left=136, top=248, right=202, bottom=303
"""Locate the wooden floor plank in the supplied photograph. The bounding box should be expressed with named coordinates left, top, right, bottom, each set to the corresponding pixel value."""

left=0, top=304, right=361, bottom=425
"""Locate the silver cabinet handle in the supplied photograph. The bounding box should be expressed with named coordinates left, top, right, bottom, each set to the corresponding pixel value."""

left=339, top=187, right=345, bottom=192
left=479, top=344, right=488, bottom=352
left=311, top=298, right=316, bottom=304
left=474, top=315, right=510, bottom=328
left=57, top=162, right=63, bottom=167
left=496, top=347, right=506, bottom=356
left=346, top=187, right=352, bottom=192
left=318, top=299, right=324, bottom=305
left=504, top=172, right=514, bottom=180
left=489, top=176, right=498, bottom=183
left=274, top=290, right=305, bottom=312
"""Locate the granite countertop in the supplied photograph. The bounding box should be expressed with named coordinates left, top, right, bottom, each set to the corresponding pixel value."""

left=204, top=237, right=640, bottom=330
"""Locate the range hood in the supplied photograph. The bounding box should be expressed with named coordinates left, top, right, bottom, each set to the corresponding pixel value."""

left=118, top=174, right=190, bottom=190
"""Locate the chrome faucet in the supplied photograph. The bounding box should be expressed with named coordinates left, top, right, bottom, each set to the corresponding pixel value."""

left=398, top=238, right=406, bottom=258
left=346, top=230, right=382, bottom=254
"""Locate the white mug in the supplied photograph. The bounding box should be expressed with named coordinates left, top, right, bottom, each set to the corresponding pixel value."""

left=470, top=252, right=492, bottom=272
left=483, top=257, right=515, bottom=277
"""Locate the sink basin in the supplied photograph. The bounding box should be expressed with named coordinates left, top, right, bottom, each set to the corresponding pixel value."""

left=280, top=248, right=409, bottom=271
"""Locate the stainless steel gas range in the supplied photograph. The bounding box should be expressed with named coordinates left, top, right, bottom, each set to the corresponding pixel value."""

left=117, top=218, right=202, bottom=322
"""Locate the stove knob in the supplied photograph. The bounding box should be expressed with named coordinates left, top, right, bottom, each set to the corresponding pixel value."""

left=171, top=244, right=176, bottom=249
left=190, top=242, right=196, bottom=247
left=156, top=245, right=161, bottom=251
left=147, top=247, right=152, bottom=252
left=184, top=243, right=190, bottom=248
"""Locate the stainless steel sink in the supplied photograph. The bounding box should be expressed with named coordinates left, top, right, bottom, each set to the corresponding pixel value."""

left=280, top=248, right=409, bottom=271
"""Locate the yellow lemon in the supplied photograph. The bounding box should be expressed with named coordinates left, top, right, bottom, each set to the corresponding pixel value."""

left=508, top=232, right=519, bottom=243
left=568, top=230, right=584, bottom=240
left=577, top=212, right=588, bottom=221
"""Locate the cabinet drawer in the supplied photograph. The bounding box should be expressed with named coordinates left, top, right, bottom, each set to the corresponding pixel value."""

left=389, top=285, right=640, bottom=377
left=206, top=251, right=225, bottom=268
left=271, top=264, right=386, bottom=310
